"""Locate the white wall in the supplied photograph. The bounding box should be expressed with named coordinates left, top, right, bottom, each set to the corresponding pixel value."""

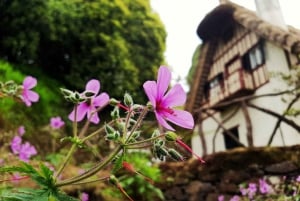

left=192, top=42, right=300, bottom=157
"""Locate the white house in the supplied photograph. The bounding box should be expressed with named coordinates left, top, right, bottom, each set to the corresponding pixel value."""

left=186, top=0, right=300, bottom=156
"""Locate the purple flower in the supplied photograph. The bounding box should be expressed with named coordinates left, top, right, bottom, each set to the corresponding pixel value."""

left=239, top=186, right=247, bottom=196
left=296, top=175, right=300, bottom=182
left=247, top=183, right=257, bottom=199
left=259, top=179, right=272, bottom=194
left=143, top=66, right=194, bottom=130
left=229, top=195, right=240, bottom=201
left=218, top=195, right=224, bottom=201
left=11, top=136, right=22, bottom=154
left=50, top=116, right=65, bottom=129
left=68, top=79, right=109, bottom=124
left=10, top=135, right=37, bottom=162
left=18, top=142, right=37, bottom=162
left=21, top=76, right=39, bottom=107
left=18, top=126, right=25, bottom=136
left=81, top=192, right=89, bottom=201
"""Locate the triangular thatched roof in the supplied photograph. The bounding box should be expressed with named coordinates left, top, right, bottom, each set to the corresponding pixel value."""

left=186, top=1, right=300, bottom=114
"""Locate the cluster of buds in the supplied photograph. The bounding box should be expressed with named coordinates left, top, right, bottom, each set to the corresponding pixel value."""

left=60, top=88, right=87, bottom=104
left=0, top=80, right=22, bottom=99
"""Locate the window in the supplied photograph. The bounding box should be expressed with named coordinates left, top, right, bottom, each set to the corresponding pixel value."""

left=209, top=73, right=224, bottom=89
left=243, top=41, right=265, bottom=71
left=223, top=126, right=241, bottom=149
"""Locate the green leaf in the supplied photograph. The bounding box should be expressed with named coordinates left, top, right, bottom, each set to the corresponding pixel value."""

left=1, top=188, right=50, bottom=201
left=0, top=188, right=80, bottom=201
left=0, top=162, right=55, bottom=190
left=112, top=154, right=124, bottom=174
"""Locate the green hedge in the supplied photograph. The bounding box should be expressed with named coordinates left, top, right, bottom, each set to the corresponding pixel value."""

left=0, top=60, right=67, bottom=131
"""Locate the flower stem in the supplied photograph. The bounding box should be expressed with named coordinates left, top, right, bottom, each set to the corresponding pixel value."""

left=125, top=107, right=148, bottom=143
left=54, top=143, right=77, bottom=179
left=73, top=105, right=78, bottom=137
left=68, top=176, right=110, bottom=185
left=122, top=109, right=133, bottom=142
left=126, top=143, right=153, bottom=149
left=124, top=134, right=165, bottom=146
left=55, top=145, right=122, bottom=187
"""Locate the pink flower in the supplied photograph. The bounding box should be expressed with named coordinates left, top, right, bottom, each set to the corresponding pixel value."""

left=229, top=195, right=240, bottom=201
left=18, top=142, right=37, bottom=162
left=18, top=126, right=25, bottom=136
left=143, top=66, right=194, bottom=130
left=68, top=79, right=109, bottom=124
left=21, top=76, right=39, bottom=107
left=259, top=179, right=272, bottom=194
left=81, top=192, right=89, bottom=201
left=218, top=195, right=224, bottom=201
left=11, top=135, right=37, bottom=162
left=11, top=136, right=22, bottom=154
left=50, top=116, right=65, bottom=129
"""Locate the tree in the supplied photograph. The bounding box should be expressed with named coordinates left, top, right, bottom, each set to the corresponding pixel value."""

left=0, top=0, right=166, bottom=102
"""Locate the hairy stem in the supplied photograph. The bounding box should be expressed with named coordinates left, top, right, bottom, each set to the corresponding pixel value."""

left=55, top=145, right=122, bottom=187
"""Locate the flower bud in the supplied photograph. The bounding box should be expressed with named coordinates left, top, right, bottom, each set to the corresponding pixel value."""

left=124, top=93, right=133, bottom=107
left=146, top=102, right=153, bottom=110
left=109, top=175, right=119, bottom=185
left=154, top=139, right=165, bottom=148
left=132, top=104, right=144, bottom=111
left=151, top=129, right=160, bottom=138
left=168, top=148, right=184, bottom=161
left=157, top=147, right=168, bottom=156
left=165, top=131, right=178, bottom=142
left=116, top=121, right=125, bottom=132
left=106, top=131, right=120, bottom=141
left=131, top=131, right=140, bottom=139
left=105, top=124, right=116, bottom=135
left=74, top=91, right=81, bottom=100
left=110, top=106, right=120, bottom=119
left=109, top=98, right=120, bottom=106
left=83, top=90, right=95, bottom=98
left=60, top=88, right=73, bottom=97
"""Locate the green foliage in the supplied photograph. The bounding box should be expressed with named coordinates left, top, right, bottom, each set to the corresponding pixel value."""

left=0, top=163, right=79, bottom=201
left=0, top=60, right=66, bottom=129
left=0, top=0, right=166, bottom=103
left=187, top=44, right=201, bottom=86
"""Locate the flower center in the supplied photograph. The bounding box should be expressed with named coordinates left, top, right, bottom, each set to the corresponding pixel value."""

left=156, top=100, right=174, bottom=115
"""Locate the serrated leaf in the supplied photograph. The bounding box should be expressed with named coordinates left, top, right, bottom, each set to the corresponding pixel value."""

left=39, top=163, right=54, bottom=181
left=1, top=188, right=49, bottom=201
left=0, top=162, right=55, bottom=190
left=112, top=154, right=124, bottom=174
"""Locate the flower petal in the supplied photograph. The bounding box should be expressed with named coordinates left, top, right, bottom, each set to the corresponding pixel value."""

left=85, top=79, right=100, bottom=94
left=162, top=84, right=186, bottom=107
left=87, top=109, right=100, bottom=124
left=23, top=76, right=37, bottom=89
left=157, top=66, right=171, bottom=99
left=26, top=90, right=39, bottom=102
left=143, top=81, right=157, bottom=107
left=68, top=103, right=88, bottom=122
left=155, top=111, right=175, bottom=131
left=165, top=109, right=194, bottom=129
left=93, top=93, right=109, bottom=107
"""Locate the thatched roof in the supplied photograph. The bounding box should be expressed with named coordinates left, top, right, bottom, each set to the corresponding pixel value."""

left=186, top=1, right=300, bottom=115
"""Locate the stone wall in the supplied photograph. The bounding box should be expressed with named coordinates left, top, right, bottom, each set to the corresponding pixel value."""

left=158, top=145, right=300, bottom=201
